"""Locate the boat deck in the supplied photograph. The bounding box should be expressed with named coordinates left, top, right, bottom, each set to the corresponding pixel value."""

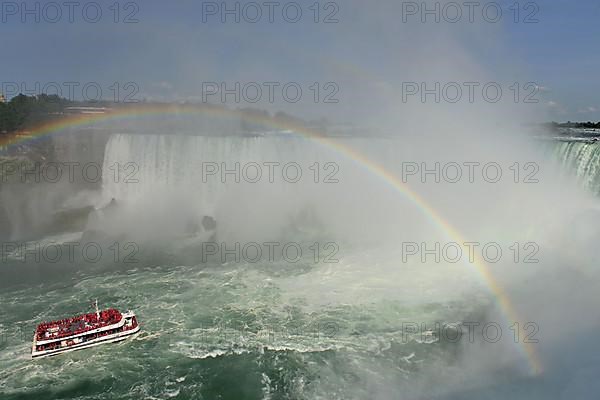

left=35, top=309, right=122, bottom=342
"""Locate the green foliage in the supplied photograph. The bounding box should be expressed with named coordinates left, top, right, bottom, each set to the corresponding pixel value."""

left=554, top=121, right=600, bottom=129
left=0, top=93, right=71, bottom=134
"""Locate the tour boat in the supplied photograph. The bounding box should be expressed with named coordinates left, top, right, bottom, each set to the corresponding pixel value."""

left=31, top=301, right=140, bottom=359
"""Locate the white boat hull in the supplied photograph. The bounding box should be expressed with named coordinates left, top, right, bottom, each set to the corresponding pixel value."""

left=31, top=325, right=140, bottom=359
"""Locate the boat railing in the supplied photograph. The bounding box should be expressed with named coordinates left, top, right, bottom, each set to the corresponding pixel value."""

left=35, top=309, right=122, bottom=341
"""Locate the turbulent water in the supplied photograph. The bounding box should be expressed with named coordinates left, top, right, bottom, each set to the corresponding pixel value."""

left=0, top=132, right=597, bottom=399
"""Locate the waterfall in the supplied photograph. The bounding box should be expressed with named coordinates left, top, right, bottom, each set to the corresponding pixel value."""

left=550, top=140, right=600, bottom=195
left=101, top=134, right=350, bottom=209
left=98, top=133, right=411, bottom=243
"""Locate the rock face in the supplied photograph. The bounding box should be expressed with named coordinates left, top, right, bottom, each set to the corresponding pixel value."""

left=0, top=202, right=9, bottom=241
left=202, top=216, right=217, bottom=231
left=0, top=129, right=112, bottom=241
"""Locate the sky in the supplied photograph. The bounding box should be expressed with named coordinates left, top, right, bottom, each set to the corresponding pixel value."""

left=1, top=0, right=600, bottom=123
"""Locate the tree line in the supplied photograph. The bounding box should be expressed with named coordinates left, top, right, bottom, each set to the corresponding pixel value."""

left=0, top=94, right=72, bottom=134
left=547, top=121, right=600, bottom=129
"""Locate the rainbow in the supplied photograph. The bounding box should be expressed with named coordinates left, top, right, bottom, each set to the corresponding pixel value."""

left=0, top=103, right=542, bottom=374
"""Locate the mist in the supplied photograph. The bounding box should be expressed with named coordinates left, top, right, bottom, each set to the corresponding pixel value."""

left=1, top=0, right=598, bottom=398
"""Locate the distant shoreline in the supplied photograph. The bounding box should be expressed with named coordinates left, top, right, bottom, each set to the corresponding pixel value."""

left=2, top=94, right=600, bottom=139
